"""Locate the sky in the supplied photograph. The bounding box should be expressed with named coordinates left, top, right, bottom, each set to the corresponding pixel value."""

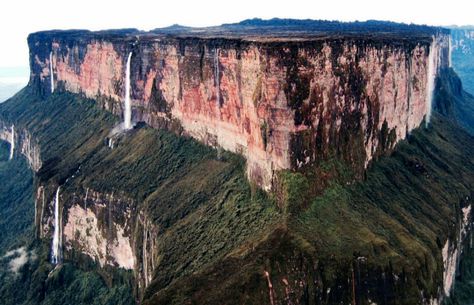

left=0, top=0, right=472, bottom=68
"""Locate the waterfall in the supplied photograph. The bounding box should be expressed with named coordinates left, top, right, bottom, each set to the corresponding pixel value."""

left=449, top=36, right=453, bottom=68
left=215, top=49, right=220, bottom=105
left=9, top=125, right=14, bottom=160
left=124, top=52, right=133, bottom=130
left=49, top=52, right=54, bottom=93
left=51, top=187, right=61, bottom=264
left=425, top=38, right=438, bottom=126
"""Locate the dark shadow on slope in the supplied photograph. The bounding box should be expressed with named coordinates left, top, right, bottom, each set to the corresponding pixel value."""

left=0, top=88, right=136, bottom=305
left=143, top=114, right=473, bottom=305
left=0, top=86, right=282, bottom=304
left=434, top=68, right=474, bottom=135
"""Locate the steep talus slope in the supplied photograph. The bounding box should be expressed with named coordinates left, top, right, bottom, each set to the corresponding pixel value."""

left=0, top=140, right=34, bottom=250
left=0, top=86, right=280, bottom=301
left=143, top=113, right=473, bottom=305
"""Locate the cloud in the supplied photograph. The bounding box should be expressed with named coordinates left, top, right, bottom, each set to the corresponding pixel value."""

left=2, top=247, right=37, bottom=275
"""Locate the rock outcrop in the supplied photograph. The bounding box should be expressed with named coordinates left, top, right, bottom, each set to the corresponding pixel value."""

left=28, top=27, right=450, bottom=190
left=0, top=121, right=42, bottom=171
left=441, top=202, right=472, bottom=297
left=62, top=189, right=136, bottom=269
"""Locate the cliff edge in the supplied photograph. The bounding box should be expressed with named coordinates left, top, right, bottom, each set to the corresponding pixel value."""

left=27, top=20, right=450, bottom=190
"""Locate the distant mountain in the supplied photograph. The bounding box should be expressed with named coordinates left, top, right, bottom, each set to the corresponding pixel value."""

left=435, top=68, right=474, bottom=135
left=450, top=27, right=474, bottom=94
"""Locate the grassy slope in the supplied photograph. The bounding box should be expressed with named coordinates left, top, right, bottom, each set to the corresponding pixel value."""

left=0, top=87, right=118, bottom=185
left=72, top=122, right=281, bottom=292
left=145, top=114, right=474, bottom=305
left=0, top=73, right=472, bottom=304
left=0, top=140, right=34, bottom=251
left=0, top=86, right=281, bottom=303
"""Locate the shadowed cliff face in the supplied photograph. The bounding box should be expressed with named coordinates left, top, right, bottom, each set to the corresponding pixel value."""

left=27, top=31, right=450, bottom=190
left=450, top=28, right=474, bottom=95
left=0, top=122, right=41, bottom=171
left=434, top=67, right=474, bottom=135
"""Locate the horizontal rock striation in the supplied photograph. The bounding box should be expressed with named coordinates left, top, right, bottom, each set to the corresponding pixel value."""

left=28, top=29, right=450, bottom=190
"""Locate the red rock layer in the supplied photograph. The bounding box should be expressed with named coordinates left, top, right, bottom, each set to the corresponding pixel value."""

left=29, top=35, right=450, bottom=190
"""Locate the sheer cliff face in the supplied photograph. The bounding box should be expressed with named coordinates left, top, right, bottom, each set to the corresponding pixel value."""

left=63, top=189, right=136, bottom=269
left=0, top=122, right=42, bottom=171
left=28, top=33, right=450, bottom=190
left=34, top=185, right=140, bottom=270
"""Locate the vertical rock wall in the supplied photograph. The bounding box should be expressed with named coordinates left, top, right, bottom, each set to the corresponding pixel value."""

left=28, top=32, right=450, bottom=190
left=0, top=121, right=42, bottom=171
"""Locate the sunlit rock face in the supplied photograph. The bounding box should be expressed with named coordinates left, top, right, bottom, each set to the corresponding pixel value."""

left=35, top=184, right=158, bottom=290
left=61, top=189, right=136, bottom=269
left=28, top=31, right=449, bottom=190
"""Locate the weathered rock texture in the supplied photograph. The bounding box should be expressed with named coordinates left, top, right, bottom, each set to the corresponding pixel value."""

left=28, top=30, right=450, bottom=190
left=442, top=203, right=472, bottom=297
left=33, top=185, right=136, bottom=269
left=0, top=121, right=42, bottom=171
left=63, top=189, right=136, bottom=270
